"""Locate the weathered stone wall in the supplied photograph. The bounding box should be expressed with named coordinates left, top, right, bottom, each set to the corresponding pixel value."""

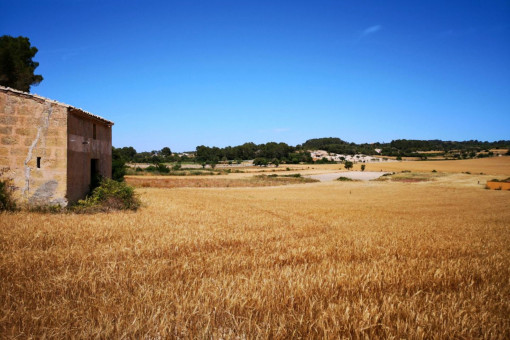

left=67, top=110, right=112, bottom=203
left=0, top=90, right=68, bottom=206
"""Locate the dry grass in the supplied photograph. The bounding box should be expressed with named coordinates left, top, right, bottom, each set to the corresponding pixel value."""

left=290, top=157, right=510, bottom=177
left=125, top=174, right=317, bottom=188
left=376, top=172, right=446, bottom=183
left=354, top=157, right=510, bottom=176
left=1, top=180, right=509, bottom=338
left=486, top=181, right=510, bottom=191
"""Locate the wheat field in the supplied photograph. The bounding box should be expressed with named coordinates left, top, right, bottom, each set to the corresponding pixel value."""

left=1, top=173, right=510, bottom=338
left=295, top=157, right=510, bottom=177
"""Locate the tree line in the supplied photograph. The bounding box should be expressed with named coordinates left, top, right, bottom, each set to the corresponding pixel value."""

left=195, top=142, right=312, bottom=164
left=113, top=137, right=510, bottom=168
left=113, top=142, right=313, bottom=167
left=381, top=139, right=510, bottom=157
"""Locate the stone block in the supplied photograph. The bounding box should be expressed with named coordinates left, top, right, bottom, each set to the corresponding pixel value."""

left=52, top=148, right=66, bottom=158
left=51, top=173, right=67, bottom=183
left=0, top=126, right=12, bottom=135
left=0, top=116, right=17, bottom=125
left=3, top=103, right=14, bottom=115
left=24, top=138, right=35, bottom=147
left=0, top=147, right=8, bottom=157
left=54, top=159, right=67, bottom=169
left=45, top=129, right=61, bottom=137
left=15, top=127, right=37, bottom=136
left=24, top=117, right=43, bottom=126
left=45, top=136, right=66, bottom=147
left=34, top=148, right=49, bottom=158
left=46, top=158, right=67, bottom=170
left=51, top=117, right=67, bottom=127
left=1, top=136, right=19, bottom=145
left=17, top=104, right=35, bottom=116
left=0, top=157, right=10, bottom=167
left=31, top=170, right=43, bottom=179
left=14, top=157, right=28, bottom=166
left=51, top=107, right=68, bottom=118
left=10, top=147, right=28, bottom=156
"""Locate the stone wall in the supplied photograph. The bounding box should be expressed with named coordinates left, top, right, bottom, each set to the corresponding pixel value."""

left=0, top=89, right=69, bottom=206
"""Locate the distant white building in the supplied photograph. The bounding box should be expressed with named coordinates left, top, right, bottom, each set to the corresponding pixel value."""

left=309, top=149, right=394, bottom=163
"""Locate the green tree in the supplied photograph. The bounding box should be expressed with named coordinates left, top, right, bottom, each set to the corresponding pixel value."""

left=112, top=147, right=127, bottom=182
left=116, top=146, right=137, bottom=162
left=253, top=158, right=268, bottom=167
left=160, top=147, right=172, bottom=157
left=157, top=163, right=170, bottom=173
left=344, top=161, right=353, bottom=170
left=0, top=36, right=43, bottom=92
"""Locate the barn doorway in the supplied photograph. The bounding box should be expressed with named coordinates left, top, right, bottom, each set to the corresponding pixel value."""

left=90, top=158, right=100, bottom=191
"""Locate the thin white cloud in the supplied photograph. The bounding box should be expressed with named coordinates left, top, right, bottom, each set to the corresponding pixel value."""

left=361, top=25, right=382, bottom=37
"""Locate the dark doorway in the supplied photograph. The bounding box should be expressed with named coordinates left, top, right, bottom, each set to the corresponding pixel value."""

left=90, top=158, right=100, bottom=190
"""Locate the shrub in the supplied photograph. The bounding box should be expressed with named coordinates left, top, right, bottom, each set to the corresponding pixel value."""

left=361, top=164, right=366, bottom=172
left=432, top=169, right=437, bottom=172
left=0, top=178, right=17, bottom=212
left=146, top=164, right=169, bottom=174
left=253, top=158, right=268, bottom=167
left=282, top=173, right=301, bottom=178
left=337, top=176, right=353, bottom=181
left=28, top=204, right=63, bottom=214
left=112, top=147, right=127, bottom=181
left=73, top=178, right=141, bottom=213
left=158, top=164, right=170, bottom=173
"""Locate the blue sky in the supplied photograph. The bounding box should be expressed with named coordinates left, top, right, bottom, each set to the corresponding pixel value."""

left=2, top=0, right=509, bottom=151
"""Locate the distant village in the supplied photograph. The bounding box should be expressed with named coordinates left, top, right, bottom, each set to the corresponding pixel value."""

left=309, top=149, right=393, bottom=163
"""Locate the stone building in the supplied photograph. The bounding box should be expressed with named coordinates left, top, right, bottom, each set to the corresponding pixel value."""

left=0, top=86, right=114, bottom=206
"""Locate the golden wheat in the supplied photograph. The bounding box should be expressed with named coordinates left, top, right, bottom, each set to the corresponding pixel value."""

left=1, top=178, right=509, bottom=338
left=301, top=156, right=510, bottom=176
left=125, top=174, right=317, bottom=188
